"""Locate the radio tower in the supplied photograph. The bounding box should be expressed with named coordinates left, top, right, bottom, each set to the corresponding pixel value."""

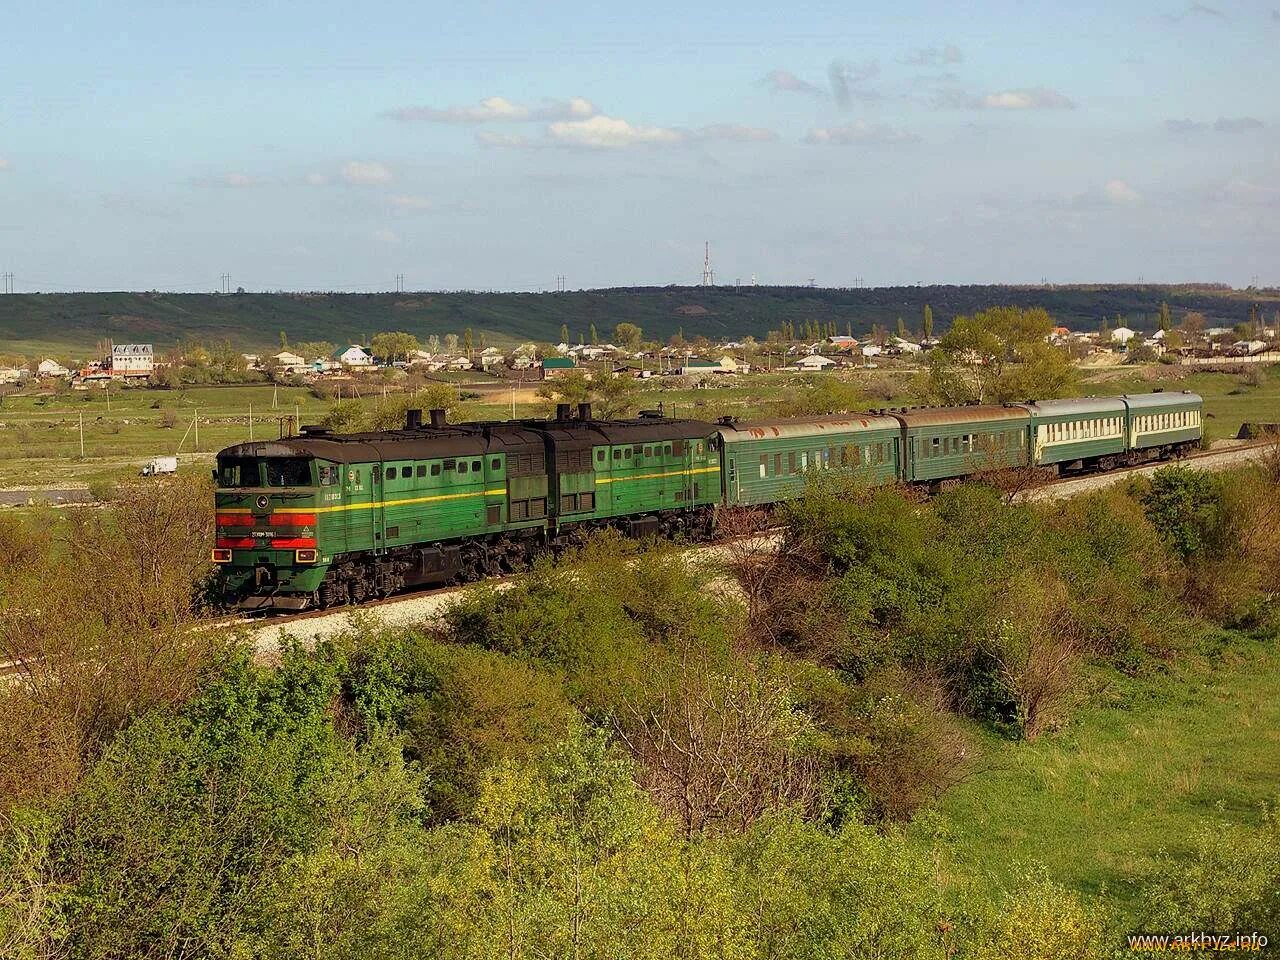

left=701, top=241, right=715, bottom=286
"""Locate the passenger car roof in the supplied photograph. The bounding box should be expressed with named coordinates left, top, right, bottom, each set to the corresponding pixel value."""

left=717, top=414, right=900, bottom=441
left=892, top=405, right=1030, bottom=428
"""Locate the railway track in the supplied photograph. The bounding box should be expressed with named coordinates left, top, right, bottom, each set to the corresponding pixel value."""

left=224, top=440, right=1273, bottom=648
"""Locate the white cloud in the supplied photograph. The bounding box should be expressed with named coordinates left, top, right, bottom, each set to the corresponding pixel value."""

left=389, top=194, right=432, bottom=211
left=1163, top=3, right=1226, bottom=21
left=693, top=124, right=778, bottom=143
left=341, top=160, right=393, bottom=185
left=193, top=172, right=261, bottom=188
left=763, top=69, right=824, bottom=96
left=1166, top=116, right=1264, bottom=133
left=373, top=228, right=400, bottom=244
left=476, top=131, right=533, bottom=148
left=828, top=59, right=882, bottom=108
left=934, top=86, right=1076, bottom=110
left=388, top=96, right=596, bottom=123
left=982, top=88, right=1076, bottom=109
left=804, top=121, right=919, bottom=145
left=1213, top=116, right=1264, bottom=132
left=1104, top=179, right=1141, bottom=206
left=0, top=158, right=8, bottom=172
left=303, top=172, right=328, bottom=186
left=546, top=115, right=683, bottom=149
left=902, top=44, right=964, bottom=67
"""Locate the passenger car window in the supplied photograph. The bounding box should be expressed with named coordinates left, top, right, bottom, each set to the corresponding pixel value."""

left=386, top=467, right=397, bottom=480
left=431, top=464, right=441, bottom=476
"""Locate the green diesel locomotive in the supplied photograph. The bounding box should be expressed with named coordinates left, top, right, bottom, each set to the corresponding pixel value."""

left=214, top=392, right=1201, bottom=611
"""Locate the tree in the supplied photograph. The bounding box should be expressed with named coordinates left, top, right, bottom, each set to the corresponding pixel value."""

left=924, top=306, right=1076, bottom=405
left=370, top=331, right=419, bottom=363
left=1181, top=311, right=1206, bottom=340
left=479, top=331, right=488, bottom=351
left=291, top=341, right=335, bottom=363
left=922, top=305, right=934, bottom=340
left=560, top=324, right=569, bottom=344
left=1159, top=302, right=1172, bottom=332
left=463, top=328, right=474, bottom=354
left=535, top=371, right=592, bottom=412
left=896, top=317, right=907, bottom=339
left=444, top=333, right=459, bottom=354
left=614, top=323, right=643, bottom=351
left=589, top=323, right=598, bottom=345
left=427, top=334, right=441, bottom=354
left=279, top=331, right=288, bottom=350
left=592, top=372, right=640, bottom=419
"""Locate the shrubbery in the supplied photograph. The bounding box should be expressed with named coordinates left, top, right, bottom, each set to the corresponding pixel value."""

left=3, top=460, right=1280, bottom=957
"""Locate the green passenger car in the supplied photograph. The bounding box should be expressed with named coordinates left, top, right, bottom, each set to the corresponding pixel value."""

left=715, top=415, right=902, bottom=506
left=1015, top=396, right=1128, bottom=471
left=1123, top=391, right=1203, bottom=452
left=896, top=406, right=1031, bottom=484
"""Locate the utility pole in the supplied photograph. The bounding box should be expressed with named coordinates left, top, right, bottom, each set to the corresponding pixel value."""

left=79, top=411, right=84, bottom=458
left=248, top=403, right=254, bottom=441
left=1, top=272, right=13, bottom=294
left=701, top=242, right=714, bottom=286
left=193, top=409, right=199, bottom=451
left=220, top=273, right=231, bottom=294
left=295, top=403, right=300, bottom=435
left=510, top=382, right=516, bottom=420
left=395, top=273, right=405, bottom=293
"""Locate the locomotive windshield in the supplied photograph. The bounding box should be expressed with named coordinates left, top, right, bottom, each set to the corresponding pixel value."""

left=216, top=456, right=314, bottom=488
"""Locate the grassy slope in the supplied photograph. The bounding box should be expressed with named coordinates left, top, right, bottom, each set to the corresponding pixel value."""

left=926, top=635, right=1280, bottom=919
left=3, top=284, right=1278, bottom=355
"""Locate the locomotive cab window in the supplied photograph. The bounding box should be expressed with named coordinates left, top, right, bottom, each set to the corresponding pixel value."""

left=264, top=458, right=312, bottom=487
left=596, top=449, right=606, bottom=463
left=317, top=465, right=339, bottom=486
left=217, top=457, right=259, bottom=487
left=491, top=458, right=501, bottom=471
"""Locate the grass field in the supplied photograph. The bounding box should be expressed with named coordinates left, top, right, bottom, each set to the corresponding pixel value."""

left=922, top=632, right=1280, bottom=921
left=0, top=361, right=1276, bottom=491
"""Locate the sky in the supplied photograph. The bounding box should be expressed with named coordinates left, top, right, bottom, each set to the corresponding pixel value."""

left=1, top=0, right=1278, bottom=293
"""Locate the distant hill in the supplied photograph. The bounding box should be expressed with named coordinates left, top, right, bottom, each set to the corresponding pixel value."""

left=2, top=285, right=1277, bottom=356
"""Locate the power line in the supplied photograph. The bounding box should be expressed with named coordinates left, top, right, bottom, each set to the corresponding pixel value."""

left=701, top=241, right=714, bottom=286
left=220, top=272, right=231, bottom=294
left=1, top=273, right=13, bottom=294
left=395, top=273, right=405, bottom=293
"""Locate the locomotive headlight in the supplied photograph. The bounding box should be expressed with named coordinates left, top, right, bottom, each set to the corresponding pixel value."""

left=295, top=548, right=319, bottom=564
left=211, top=548, right=233, bottom=563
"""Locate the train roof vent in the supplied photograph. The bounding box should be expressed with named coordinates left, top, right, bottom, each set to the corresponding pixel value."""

left=639, top=408, right=665, bottom=419
left=300, top=425, right=330, bottom=436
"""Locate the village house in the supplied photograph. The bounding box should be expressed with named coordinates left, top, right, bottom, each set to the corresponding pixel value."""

left=36, top=358, right=70, bottom=377
left=541, top=356, right=577, bottom=379
left=335, top=345, right=374, bottom=367
left=792, top=354, right=836, bottom=372
left=273, top=350, right=307, bottom=372
left=109, top=343, right=155, bottom=378
left=1109, top=326, right=1137, bottom=345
